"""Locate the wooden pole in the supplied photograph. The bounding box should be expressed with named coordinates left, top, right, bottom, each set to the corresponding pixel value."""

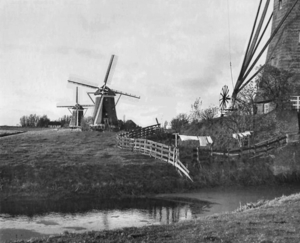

left=155, top=118, right=160, bottom=127
left=290, top=96, right=300, bottom=134
left=297, top=111, right=300, bottom=134
left=173, top=133, right=179, bottom=148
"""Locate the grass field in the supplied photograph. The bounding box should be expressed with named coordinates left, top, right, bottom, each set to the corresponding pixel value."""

left=0, top=128, right=190, bottom=201
left=1, top=127, right=298, bottom=201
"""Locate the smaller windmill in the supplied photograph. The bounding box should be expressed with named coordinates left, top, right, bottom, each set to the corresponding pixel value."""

left=57, top=87, right=94, bottom=127
left=219, top=85, right=232, bottom=116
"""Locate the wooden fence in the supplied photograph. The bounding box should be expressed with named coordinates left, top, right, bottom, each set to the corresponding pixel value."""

left=119, top=124, right=161, bottom=139
left=193, top=133, right=299, bottom=162
left=116, top=136, right=135, bottom=150
left=117, top=132, right=192, bottom=181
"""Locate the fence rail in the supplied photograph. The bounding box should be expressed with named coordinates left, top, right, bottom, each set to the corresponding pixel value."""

left=194, top=133, right=299, bottom=161
left=119, top=124, right=161, bottom=139
left=117, top=129, right=192, bottom=181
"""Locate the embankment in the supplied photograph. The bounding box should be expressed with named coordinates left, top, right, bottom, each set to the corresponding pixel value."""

left=0, top=129, right=299, bottom=202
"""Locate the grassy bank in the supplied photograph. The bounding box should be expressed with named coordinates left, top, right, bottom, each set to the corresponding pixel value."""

left=0, top=129, right=190, bottom=201
left=0, top=129, right=298, bottom=202
left=7, top=192, right=300, bottom=242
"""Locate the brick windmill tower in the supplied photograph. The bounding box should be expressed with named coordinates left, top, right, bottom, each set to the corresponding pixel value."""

left=257, top=0, right=300, bottom=113
left=229, top=0, right=300, bottom=115
left=266, top=0, right=300, bottom=72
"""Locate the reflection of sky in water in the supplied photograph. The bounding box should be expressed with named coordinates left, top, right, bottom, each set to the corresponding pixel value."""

left=0, top=205, right=193, bottom=236
left=2, top=184, right=300, bottom=242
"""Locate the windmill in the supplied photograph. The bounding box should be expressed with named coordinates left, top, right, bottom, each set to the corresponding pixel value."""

left=231, top=0, right=300, bottom=105
left=68, top=55, right=140, bottom=129
left=219, top=0, right=299, bottom=116
left=219, top=85, right=237, bottom=116
left=57, top=87, right=94, bottom=127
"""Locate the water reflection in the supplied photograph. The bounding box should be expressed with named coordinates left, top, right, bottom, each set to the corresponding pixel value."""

left=3, top=184, right=299, bottom=242
left=0, top=197, right=210, bottom=242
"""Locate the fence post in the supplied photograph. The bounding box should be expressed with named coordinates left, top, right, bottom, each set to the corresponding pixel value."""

left=131, top=138, right=134, bottom=152
left=192, top=147, right=200, bottom=168
left=265, top=141, right=269, bottom=153
left=173, top=133, right=179, bottom=148
left=286, top=134, right=289, bottom=144
left=173, top=148, right=176, bottom=166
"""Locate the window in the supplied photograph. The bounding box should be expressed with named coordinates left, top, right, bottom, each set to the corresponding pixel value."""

left=279, top=0, right=283, bottom=10
left=264, top=103, right=270, bottom=113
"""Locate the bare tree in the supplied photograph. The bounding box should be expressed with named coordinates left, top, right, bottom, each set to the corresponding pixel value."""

left=235, top=80, right=257, bottom=115
left=171, top=113, right=189, bottom=132
left=190, top=97, right=202, bottom=122
left=256, top=65, right=295, bottom=110
left=200, top=106, right=219, bottom=122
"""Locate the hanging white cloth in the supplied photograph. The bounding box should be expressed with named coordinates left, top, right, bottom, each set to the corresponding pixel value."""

left=207, top=136, right=213, bottom=144
left=232, top=131, right=252, bottom=139
left=198, top=137, right=208, bottom=146
left=178, top=135, right=199, bottom=141
left=178, top=134, right=213, bottom=146
left=198, top=136, right=213, bottom=146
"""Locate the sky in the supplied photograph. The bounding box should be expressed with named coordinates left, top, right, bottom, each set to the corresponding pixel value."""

left=0, top=0, right=273, bottom=126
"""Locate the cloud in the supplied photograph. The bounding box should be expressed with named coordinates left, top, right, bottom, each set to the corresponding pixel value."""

left=50, top=46, right=105, bottom=60
left=78, top=15, right=111, bottom=33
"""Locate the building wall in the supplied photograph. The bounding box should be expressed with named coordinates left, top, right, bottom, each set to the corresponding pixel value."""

left=266, top=0, right=300, bottom=72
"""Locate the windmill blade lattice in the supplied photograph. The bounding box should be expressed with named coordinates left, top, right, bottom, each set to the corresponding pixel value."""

left=103, top=55, right=118, bottom=88
left=219, top=85, right=231, bottom=111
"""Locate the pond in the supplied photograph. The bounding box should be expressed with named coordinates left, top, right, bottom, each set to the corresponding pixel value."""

left=1, top=184, right=300, bottom=242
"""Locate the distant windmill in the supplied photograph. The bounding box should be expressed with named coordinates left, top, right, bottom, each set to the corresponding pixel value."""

left=57, top=87, right=94, bottom=127
left=68, top=55, right=140, bottom=128
left=219, top=85, right=231, bottom=116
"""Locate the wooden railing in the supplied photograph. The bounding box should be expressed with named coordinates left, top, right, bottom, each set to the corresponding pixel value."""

left=117, top=127, right=192, bottom=181
left=119, top=124, right=161, bottom=139
left=194, top=133, right=299, bottom=160
left=286, top=132, right=300, bottom=143
left=133, top=139, right=191, bottom=180
left=116, top=136, right=135, bottom=150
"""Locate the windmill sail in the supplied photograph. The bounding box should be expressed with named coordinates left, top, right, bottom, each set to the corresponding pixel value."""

left=103, top=55, right=118, bottom=87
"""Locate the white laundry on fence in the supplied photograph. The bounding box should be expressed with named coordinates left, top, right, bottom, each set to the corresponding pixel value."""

left=178, top=135, right=213, bottom=147
left=232, top=131, right=252, bottom=139
left=178, top=135, right=199, bottom=141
